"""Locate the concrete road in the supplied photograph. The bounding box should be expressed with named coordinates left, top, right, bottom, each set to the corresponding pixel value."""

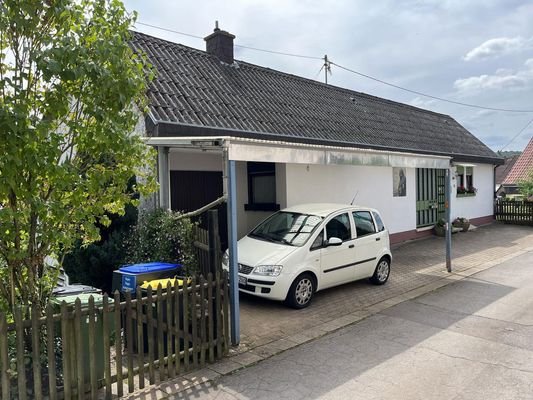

left=171, top=251, right=533, bottom=400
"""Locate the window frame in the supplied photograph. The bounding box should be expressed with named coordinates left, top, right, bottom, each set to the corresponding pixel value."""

left=456, top=165, right=476, bottom=197
left=244, top=161, right=280, bottom=211
left=324, top=212, right=353, bottom=242
left=352, top=210, right=378, bottom=238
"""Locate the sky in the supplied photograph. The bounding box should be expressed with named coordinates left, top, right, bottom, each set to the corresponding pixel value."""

left=124, top=0, right=533, bottom=152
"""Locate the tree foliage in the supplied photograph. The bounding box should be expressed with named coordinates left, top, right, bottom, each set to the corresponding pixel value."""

left=518, top=170, right=533, bottom=200
left=0, top=0, right=156, bottom=316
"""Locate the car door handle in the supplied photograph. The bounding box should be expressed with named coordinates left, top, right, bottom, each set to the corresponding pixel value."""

left=348, top=244, right=355, bottom=248
left=375, top=238, right=381, bottom=241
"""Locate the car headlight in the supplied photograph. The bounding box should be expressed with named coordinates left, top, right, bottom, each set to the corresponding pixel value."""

left=222, top=251, right=229, bottom=268
left=253, top=265, right=283, bottom=277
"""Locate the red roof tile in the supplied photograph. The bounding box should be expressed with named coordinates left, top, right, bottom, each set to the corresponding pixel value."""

left=503, top=137, right=533, bottom=184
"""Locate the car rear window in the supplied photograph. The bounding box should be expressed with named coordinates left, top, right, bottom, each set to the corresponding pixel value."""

left=372, top=211, right=385, bottom=232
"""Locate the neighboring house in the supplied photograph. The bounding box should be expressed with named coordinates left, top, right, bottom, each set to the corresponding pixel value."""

left=499, top=137, right=533, bottom=197
left=495, top=154, right=519, bottom=194
left=131, top=27, right=503, bottom=245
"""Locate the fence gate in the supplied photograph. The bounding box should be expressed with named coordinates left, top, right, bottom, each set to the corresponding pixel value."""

left=416, top=168, right=446, bottom=227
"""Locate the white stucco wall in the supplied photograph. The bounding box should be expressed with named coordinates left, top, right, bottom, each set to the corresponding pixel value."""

left=450, top=163, right=494, bottom=220
left=165, top=149, right=495, bottom=240
left=284, top=163, right=417, bottom=235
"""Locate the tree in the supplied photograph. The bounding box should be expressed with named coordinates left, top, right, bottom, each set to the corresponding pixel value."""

left=518, top=170, right=533, bottom=200
left=0, top=0, right=156, bottom=317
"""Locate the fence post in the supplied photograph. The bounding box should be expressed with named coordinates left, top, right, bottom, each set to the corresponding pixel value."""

left=113, top=291, right=123, bottom=397
left=31, top=304, right=43, bottom=400
left=208, top=209, right=221, bottom=276
left=0, top=312, right=10, bottom=400
left=15, top=307, right=27, bottom=400
left=102, top=294, right=112, bottom=400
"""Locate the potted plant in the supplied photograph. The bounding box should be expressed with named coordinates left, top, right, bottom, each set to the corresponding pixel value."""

left=434, top=218, right=446, bottom=237
left=452, top=217, right=470, bottom=232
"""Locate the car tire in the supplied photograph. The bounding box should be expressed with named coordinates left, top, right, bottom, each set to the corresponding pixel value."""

left=285, top=273, right=315, bottom=309
left=370, top=257, right=390, bottom=285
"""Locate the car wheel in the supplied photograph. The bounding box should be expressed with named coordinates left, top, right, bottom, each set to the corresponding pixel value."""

left=286, top=273, right=315, bottom=309
left=370, top=257, right=390, bottom=285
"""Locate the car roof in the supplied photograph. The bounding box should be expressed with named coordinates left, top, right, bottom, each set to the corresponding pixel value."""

left=282, top=203, right=378, bottom=218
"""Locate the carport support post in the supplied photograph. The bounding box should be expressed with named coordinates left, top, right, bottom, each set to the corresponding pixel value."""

left=445, top=168, right=452, bottom=272
left=227, top=159, right=240, bottom=345
left=157, top=146, right=170, bottom=210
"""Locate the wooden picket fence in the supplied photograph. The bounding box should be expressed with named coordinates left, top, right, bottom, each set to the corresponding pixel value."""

left=0, top=273, right=230, bottom=399
left=494, top=200, right=533, bottom=225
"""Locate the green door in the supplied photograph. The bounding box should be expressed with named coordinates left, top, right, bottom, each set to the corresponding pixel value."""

left=416, top=168, right=446, bottom=227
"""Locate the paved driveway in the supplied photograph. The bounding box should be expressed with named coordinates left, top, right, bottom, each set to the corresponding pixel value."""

left=237, top=223, right=533, bottom=352
left=123, top=223, right=533, bottom=399
left=176, top=249, right=533, bottom=400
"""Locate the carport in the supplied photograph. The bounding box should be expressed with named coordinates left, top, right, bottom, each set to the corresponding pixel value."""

left=144, top=135, right=451, bottom=347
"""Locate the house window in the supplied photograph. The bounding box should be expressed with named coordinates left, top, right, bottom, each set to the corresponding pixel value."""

left=456, top=165, right=476, bottom=196
left=244, top=162, right=280, bottom=211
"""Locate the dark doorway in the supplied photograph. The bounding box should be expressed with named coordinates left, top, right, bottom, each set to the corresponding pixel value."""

left=170, top=171, right=228, bottom=249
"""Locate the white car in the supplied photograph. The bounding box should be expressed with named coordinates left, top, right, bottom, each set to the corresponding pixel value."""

left=222, top=203, right=392, bottom=308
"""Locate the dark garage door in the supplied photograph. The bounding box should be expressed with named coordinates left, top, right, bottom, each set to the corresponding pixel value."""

left=170, top=170, right=228, bottom=249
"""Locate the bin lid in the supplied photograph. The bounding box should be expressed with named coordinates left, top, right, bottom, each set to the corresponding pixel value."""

left=118, top=262, right=181, bottom=274
left=53, top=284, right=101, bottom=296
left=51, top=293, right=104, bottom=306
left=140, top=277, right=189, bottom=290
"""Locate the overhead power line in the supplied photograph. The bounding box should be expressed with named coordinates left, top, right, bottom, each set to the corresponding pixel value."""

left=499, top=118, right=533, bottom=151
left=329, top=61, right=533, bottom=114
left=135, top=21, right=322, bottom=60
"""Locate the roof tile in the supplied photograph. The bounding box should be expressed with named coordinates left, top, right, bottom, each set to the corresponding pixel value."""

left=132, top=31, right=501, bottom=162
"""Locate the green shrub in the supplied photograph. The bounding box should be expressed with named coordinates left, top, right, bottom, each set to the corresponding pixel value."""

left=125, top=209, right=199, bottom=276
left=63, top=203, right=137, bottom=293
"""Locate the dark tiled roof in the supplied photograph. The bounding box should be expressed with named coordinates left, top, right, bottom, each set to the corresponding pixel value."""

left=503, top=138, right=533, bottom=184
left=495, top=154, right=519, bottom=184
left=131, top=31, right=502, bottom=164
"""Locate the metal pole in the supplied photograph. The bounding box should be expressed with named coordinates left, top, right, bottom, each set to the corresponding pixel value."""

left=157, top=146, right=170, bottom=210
left=226, top=159, right=240, bottom=345
left=445, top=168, right=452, bottom=272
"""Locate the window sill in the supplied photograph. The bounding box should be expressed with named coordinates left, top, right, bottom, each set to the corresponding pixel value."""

left=244, top=203, right=280, bottom=212
left=457, top=193, right=476, bottom=198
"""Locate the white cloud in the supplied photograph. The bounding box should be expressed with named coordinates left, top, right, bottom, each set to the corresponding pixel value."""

left=409, top=97, right=438, bottom=109
left=454, top=58, right=533, bottom=93
left=463, top=36, right=533, bottom=61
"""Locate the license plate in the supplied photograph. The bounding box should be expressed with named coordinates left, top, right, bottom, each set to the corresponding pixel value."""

left=238, top=275, right=247, bottom=285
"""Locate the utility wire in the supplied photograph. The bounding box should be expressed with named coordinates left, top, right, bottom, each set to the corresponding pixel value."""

left=135, top=21, right=204, bottom=40
left=499, top=118, right=533, bottom=151
left=135, top=21, right=322, bottom=60
left=330, top=61, right=533, bottom=113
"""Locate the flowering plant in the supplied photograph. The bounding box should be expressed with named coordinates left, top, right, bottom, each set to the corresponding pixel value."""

left=453, top=217, right=469, bottom=225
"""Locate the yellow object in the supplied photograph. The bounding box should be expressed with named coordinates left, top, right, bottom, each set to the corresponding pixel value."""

left=140, top=277, right=189, bottom=290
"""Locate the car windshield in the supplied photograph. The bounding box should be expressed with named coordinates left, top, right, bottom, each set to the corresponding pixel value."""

left=249, top=211, right=323, bottom=247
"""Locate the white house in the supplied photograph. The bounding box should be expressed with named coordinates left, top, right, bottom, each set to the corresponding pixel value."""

left=131, top=27, right=503, bottom=246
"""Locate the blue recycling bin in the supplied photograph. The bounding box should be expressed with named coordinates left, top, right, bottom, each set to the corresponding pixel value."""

left=112, top=262, right=182, bottom=296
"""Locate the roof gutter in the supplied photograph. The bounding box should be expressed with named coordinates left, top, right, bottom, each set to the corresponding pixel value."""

left=146, top=119, right=504, bottom=165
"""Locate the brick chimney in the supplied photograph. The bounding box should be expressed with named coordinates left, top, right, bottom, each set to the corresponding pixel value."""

left=204, top=21, right=235, bottom=64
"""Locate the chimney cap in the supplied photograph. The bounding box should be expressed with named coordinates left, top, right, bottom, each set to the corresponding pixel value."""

left=204, top=22, right=235, bottom=41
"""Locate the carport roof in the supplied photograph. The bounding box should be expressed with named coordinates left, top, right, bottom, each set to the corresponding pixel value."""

left=131, top=31, right=503, bottom=165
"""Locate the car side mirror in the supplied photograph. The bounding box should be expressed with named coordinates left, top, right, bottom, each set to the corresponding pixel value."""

left=327, top=237, right=343, bottom=246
